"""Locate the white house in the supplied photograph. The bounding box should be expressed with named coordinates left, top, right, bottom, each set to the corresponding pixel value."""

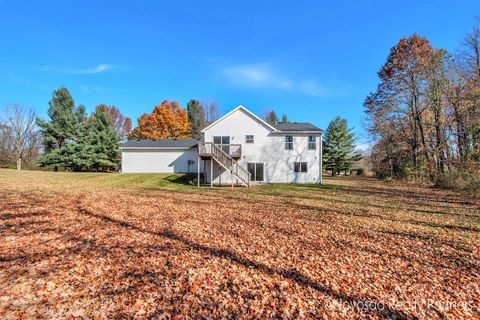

left=120, top=106, right=323, bottom=186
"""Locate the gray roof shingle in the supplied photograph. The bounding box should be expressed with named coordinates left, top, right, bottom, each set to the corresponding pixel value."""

left=121, top=138, right=200, bottom=149
left=272, top=122, right=322, bottom=132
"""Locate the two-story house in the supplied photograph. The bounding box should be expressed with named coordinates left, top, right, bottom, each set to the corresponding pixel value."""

left=120, top=106, right=323, bottom=186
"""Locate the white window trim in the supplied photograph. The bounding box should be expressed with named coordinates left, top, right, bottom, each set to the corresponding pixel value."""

left=294, top=162, right=308, bottom=173
left=308, top=135, right=316, bottom=150
left=285, top=135, right=293, bottom=150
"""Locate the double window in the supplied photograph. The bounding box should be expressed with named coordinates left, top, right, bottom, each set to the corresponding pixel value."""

left=213, top=136, right=230, bottom=145
left=285, top=135, right=293, bottom=150
left=213, top=136, right=230, bottom=154
left=245, top=135, right=254, bottom=144
left=308, top=135, right=316, bottom=150
left=294, top=162, right=308, bottom=173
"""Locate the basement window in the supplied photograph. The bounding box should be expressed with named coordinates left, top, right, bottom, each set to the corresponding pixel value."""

left=245, top=135, right=254, bottom=144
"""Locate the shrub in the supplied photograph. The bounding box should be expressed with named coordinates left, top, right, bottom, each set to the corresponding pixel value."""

left=353, top=168, right=365, bottom=176
left=435, top=168, right=480, bottom=196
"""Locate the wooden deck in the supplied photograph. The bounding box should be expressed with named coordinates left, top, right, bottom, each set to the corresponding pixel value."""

left=197, top=142, right=250, bottom=187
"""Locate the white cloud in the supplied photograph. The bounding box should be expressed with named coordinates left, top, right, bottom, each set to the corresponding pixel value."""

left=82, top=64, right=110, bottom=74
left=221, top=63, right=334, bottom=97
left=355, top=143, right=372, bottom=153
left=221, top=63, right=291, bottom=90
left=298, top=80, right=325, bottom=96
left=38, top=64, right=114, bottom=74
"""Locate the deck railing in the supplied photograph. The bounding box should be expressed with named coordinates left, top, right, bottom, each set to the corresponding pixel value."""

left=199, top=143, right=241, bottom=158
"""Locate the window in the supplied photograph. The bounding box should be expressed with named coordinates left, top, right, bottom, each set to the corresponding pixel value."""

left=213, top=136, right=230, bottom=154
left=285, top=135, right=293, bottom=150
left=245, top=135, right=254, bottom=144
left=213, top=136, right=230, bottom=145
left=294, top=162, right=307, bottom=173
left=308, top=135, right=316, bottom=150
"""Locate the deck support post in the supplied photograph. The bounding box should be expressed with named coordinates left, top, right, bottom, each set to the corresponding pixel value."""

left=210, top=159, right=213, bottom=188
left=231, top=170, right=234, bottom=188
left=197, top=156, right=200, bottom=187
left=203, top=159, right=206, bottom=184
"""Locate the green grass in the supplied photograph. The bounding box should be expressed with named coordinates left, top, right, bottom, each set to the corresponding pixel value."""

left=0, top=168, right=197, bottom=192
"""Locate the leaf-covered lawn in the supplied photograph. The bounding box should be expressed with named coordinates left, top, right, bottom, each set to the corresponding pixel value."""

left=0, top=169, right=478, bottom=319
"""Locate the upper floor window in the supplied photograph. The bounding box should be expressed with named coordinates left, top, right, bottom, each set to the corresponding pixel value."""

left=285, top=135, right=293, bottom=150
left=294, top=162, right=307, bottom=173
left=308, top=135, right=316, bottom=150
left=245, top=135, right=254, bottom=144
left=213, top=136, right=230, bottom=145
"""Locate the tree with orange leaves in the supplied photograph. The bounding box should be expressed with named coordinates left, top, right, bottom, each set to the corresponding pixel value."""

left=129, top=100, right=191, bottom=140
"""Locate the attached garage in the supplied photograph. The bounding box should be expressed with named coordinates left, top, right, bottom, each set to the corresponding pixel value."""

left=120, top=139, right=200, bottom=173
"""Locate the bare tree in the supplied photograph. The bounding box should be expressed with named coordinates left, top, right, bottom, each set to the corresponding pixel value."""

left=0, top=121, right=12, bottom=165
left=461, top=20, right=480, bottom=78
left=203, top=101, right=221, bottom=124
left=2, top=104, right=40, bottom=170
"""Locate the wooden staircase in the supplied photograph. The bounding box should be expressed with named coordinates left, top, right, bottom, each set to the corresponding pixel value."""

left=198, top=142, right=250, bottom=187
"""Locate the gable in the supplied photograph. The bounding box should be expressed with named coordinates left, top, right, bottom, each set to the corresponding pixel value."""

left=201, top=106, right=277, bottom=134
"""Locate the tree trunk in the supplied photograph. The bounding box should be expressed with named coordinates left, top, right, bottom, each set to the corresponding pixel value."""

left=452, top=93, right=468, bottom=162
left=16, top=158, right=22, bottom=170
left=408, top=95, right=419, bottom=173
left=433, top=105, right=446, bottom=173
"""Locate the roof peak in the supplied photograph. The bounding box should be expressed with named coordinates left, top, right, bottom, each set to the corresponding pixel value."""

left=201, top=105, right=277, bottom=133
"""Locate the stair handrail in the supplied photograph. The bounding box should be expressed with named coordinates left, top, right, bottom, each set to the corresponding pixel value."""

left=211, top=143, right=250, bottom=184
left=199, top=142, right=250, bottom=186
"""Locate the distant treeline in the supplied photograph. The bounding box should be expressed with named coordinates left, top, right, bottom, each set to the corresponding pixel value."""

left=0, top=87, right=226, bottom=171
left=364, top=21, right=480, bottom=193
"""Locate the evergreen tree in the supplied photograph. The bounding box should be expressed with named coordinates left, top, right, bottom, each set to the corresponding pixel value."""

left=83, top=105, right=121, bottom=171
left=186, top=99, right=206, bottom=139
left=37, top=87, right=85, bottom=171
left=281, top=114, right=288, bottom=123
left=266, top=111, right=278, bottom=125
left=323, top=117, right=361, bottom=175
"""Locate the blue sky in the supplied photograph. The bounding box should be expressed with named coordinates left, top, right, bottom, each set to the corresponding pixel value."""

left=1, top=0, right=478, bottom=147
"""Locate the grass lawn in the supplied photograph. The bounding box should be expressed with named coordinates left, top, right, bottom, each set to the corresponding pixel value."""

left=0, top=169, right=478, bottom=319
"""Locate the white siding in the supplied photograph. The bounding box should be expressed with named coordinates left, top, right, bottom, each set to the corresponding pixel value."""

left=203, top=108, right=322, bottom=184
left=121, top=149, right=199, bottom=173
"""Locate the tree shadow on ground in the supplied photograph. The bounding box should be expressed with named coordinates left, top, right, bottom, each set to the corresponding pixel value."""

left=76, top=205, right=418, bottom=320
left=162, top=173, right=206, bottom=186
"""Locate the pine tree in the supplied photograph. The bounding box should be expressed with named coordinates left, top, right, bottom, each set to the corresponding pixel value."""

left=83, top=105, right=121, bottom=171
left=187, top=99, right=206, bottom=139
left=323, top=117, right=361, bottom=175
left=37, top=87, right=86, bottom=171
left=281, top=114, right=288, bottom=123
left=266, top=111, right=278, bottom=125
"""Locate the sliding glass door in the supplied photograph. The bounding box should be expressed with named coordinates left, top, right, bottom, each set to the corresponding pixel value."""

left=247, top=163, right=264, bottom=182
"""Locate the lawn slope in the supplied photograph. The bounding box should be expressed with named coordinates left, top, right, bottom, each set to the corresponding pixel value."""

left=0, top=169, right=478, bottom=319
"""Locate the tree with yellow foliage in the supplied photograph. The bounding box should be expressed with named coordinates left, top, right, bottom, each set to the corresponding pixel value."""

left=129, top=100, right=191, bottom=140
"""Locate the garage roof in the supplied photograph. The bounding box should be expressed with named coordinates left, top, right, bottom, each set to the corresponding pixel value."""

left=120, top=138, right=200, bottom=149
